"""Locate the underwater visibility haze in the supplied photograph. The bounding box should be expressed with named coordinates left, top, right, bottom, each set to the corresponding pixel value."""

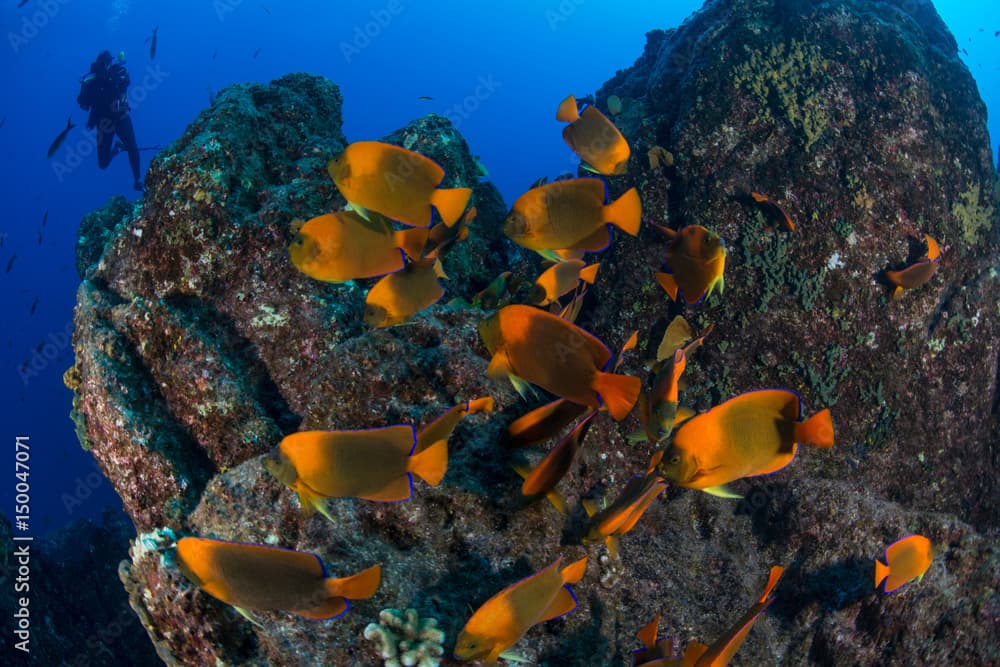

left=1, top=0, right=999, bottom=665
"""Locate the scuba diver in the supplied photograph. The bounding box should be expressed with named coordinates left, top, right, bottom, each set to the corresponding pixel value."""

left=77, top=50, right=144, bottom=191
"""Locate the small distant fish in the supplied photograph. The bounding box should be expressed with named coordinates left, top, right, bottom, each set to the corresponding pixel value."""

left=455, top=556, right=588, bottom=663
left=175, top=537, right=381, bottom=620
left=17, top=0, right=29, bottom=7
left=654, top=224, right=726, bottom=305
left=252, top=47, right=262, bottom=59
left=961, top=47, right=969, bottom=56
left=582, top=452, right=666, bottom=559
left=261, top=5, right=271, bottom=13
left=47, top=116, right=76, bottom=158
left=557, top=94, right=630, bottom=175
left=5, top=254, right=15, bottom=273
left=363, top=255, right=447, bottom=327
left=146, top=25, right=158, bottom=60
left=749, top=191, right=796, bottom=231
left=329, top=141, right=471, bottom=228
left=37, top=230, right=42, bottom=245
left=418, top=95, right=433, bottom=101
left=876, top=534, right=933, bottom=593
left=995, top=30, right=999, bottom=37
left=504, top=179, right=641, bottom=258
left=29, top=297, right=38, bottom=315
left=531, top=259, right=599, bottom=307
left=657, top=390, right=835, bottom=498
left=0, top=116, right=6, bottom=129
left=885, top=233, right=940, bottom=299
left=480, top=304, right=640, bottom=420
left=206, top=87, right=216, bottom=105
left=211, top=49, right=218, bottom=60
left=41, top=210, right=48, bottom=227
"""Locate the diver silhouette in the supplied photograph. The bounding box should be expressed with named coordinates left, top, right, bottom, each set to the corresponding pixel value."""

left=77, top=50, right=144, bottom=191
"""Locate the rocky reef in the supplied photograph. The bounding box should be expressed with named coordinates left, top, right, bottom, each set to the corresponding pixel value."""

left=66, top=1, right=998, bottom=665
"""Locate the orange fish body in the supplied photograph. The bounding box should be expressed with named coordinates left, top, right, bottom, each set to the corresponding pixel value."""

left=875, top=534, right=933, bottom=593
left=175, top=537, right=381, bottom=620
left=328, top=141, right=471, bottom=228
left=364, top=256, right=447, bottom=327
left=508, top=398, right=588, bottom=448
left=289, top=211, right=427, bottom=282
left=265, top=425, right=447, bottom=510
left=657, top=390, right=834, bottom=494
left=520, top=409, right=596, bottom=499
left=454, top=556, right=588, bottom=663
left=655, top=225, right=726, bottom=305
left=749, top=192, right=795, bottom=231
left=504, top=178, right=641, bottom=253
left=885, top=234, right=940, bottom=298
left=557, top=95, right=631, bottom=175
left=693, top=566, right=784, bottom=666
left=479, top=305, right=641, bottom=420
left=532, top=260, right=600, bottom=306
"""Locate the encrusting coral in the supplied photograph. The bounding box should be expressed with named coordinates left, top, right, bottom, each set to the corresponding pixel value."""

left=364, top=607, right=445, bottom=667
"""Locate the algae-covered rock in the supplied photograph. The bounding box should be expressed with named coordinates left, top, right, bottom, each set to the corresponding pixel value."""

left=68, top=2, right=1000, bottom=664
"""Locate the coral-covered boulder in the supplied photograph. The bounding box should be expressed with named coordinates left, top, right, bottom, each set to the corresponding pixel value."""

left=69, top=0, right=999, bottom=663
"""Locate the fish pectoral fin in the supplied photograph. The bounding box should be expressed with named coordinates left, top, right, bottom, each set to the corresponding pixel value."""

left=291, top=597, right=349, bottom=620
left=534, top=248, right=565, bottom=263
left=346, top=201, right=371, bottom=221
left=508, top=374, right=538, bottom=401
left=702, top=484, right=742, bottom=499
left=233, top=606, right=265, bottom=628
left=625, top=429, right=648, bottom=443
left=486, top=352, right=513, bottom=380
left=497, top=650, right=533, bottom=663
left=655, top=272, right=680, bottom=301
left=537, top=585, right=578, bottom=622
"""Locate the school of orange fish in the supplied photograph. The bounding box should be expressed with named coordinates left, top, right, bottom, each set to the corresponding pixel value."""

left=172, top=94, right=938, bottom=666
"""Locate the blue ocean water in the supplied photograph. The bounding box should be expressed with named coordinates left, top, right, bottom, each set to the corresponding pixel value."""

left=0, top=0, right=996, bottom=534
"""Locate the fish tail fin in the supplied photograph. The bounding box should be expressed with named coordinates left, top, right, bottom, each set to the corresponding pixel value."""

left=408, top=439, right=448, bottom=486
left=556, top=95, right=579, bottom=122
left=875, top=559, right=889, bottom=590
left=593, top=372, right=641, bottom=421
left=578, top=263, right=601, bottom=284
left=605, top=535, right=621, bottom=560
left=430, top=187, right=472, bottom=227
left=796, top=409, right=835, bottom=448
left=560, top=556, right=588, bottom=584
left=891, top=285, right=904, bottom=300
left=637, top=614, right=661, bottom=649
left=466, top=396, right=495, bottom=415
left=395, top=227, right=429, bottom=260
left=326, top=563, right=382, bottom=600
left=759, top=566, right=784, bottom=603
left=603, top=188, right=641, bottom=236
left=655, top=272, right=679, bottom=301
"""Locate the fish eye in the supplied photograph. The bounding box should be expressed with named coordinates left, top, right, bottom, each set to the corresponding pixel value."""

left=670, top=455, right=680, bottom=465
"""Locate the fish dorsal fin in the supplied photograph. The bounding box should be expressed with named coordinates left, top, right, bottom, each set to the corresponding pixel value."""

left=537, top=585, right=578, bottom=623
left=702, top=484, right=742, bottom=499
left=637, top=614, right=661, bottom=649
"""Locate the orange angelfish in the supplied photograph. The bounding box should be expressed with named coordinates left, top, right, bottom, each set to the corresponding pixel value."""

left=657, top=389, right=834, bottom=498
left=264, top=424, right=447, bottom=517
left=288, top=211, right=428, bottom=282
left=557, top=94, right=631, bottom=176
left=454, top=556, right=588, bottom=664
left=655, top=225, right=727, bottom=306
left=328, top=141, right=472, bottom=228
left=504, top=178, right=641, bottom=258
left=749, top=192, right=795, bottom=231
left=635, top=325, right=711, bottom=444
left=885, top=234, right=940, bottom=299
left=175, top=537, right=381, bottom=621
left=479, top=305, right=641, bottom=420
left=508, top=398, right=588, bottom=448
left=518, top=410, right=597, bottom=500
left=875, top=534, right=933, bottom=593
left=364, top=256, right=447, bottom=327
left=532, top=260, right=600, bottom=306
left=582, top=452, right=667, bottom=559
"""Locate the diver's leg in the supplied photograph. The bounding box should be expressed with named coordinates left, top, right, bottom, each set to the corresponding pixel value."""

left=96, top=116, right=115, bottom=169
left=115, top=115, right=143, bottom=189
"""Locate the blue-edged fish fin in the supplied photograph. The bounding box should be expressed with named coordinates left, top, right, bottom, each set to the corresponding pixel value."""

left=702, top=484, right=742, bottom=499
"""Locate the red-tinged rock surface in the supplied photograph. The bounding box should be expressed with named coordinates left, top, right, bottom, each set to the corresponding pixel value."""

left=66, top=2, right=999, bottom=665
